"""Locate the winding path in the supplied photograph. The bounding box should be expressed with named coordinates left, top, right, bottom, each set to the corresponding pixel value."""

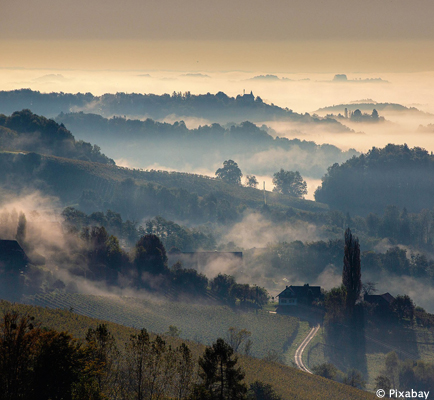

left=294, top=324, right=320, bottom=374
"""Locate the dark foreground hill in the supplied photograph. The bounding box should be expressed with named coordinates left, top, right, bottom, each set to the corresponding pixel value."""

left=0, top=299, right=376, bottom=400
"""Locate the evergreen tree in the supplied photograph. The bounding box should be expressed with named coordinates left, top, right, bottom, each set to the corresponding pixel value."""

left=342, top=228, right=362, bottom=314
left=193, top=338, right=247, bottom=400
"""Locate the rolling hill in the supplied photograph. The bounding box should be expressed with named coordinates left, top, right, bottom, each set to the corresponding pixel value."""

left=0, top=298, right=376, bottom=400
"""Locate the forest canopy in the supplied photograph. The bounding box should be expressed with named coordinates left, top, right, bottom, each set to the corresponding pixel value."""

left=315, top=144, right=434, bottom=215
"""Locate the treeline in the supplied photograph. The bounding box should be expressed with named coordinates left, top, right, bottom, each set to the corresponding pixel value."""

left=315, top=144, right=434, bottom=214
left=0, top=110, right=114, bottom=165
left=0, top=311, right=280, bottom=400
left=9, top=210, right=268, bottom=307
left=62, top=208, right=216, bottom=250
left=55, top=112, right=357, bottom=177
left=254, top=237, right=434, bottom=286
left=0, top=89, right=349, bottom=132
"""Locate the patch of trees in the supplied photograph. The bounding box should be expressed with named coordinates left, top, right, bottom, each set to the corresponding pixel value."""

left=0, top=311, right=279, bottom=400
left=62, top=208, right=216, bottom=250
left=5, top=210, right=268, bottom=308
left=312, top=363, right=366, bottom=390
left=374, top=352, right=434, bottom=396
left=0, top=110, right=114, bottom=164
left=315, top=144, right=434, bottom=215
left=349, top=108, right=383, bottom=122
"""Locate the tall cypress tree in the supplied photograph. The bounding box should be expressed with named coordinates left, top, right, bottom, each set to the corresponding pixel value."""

left=342, top=228, right=362, bottom=314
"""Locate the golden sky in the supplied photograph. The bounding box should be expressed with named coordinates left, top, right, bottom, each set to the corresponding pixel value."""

left=1, top=0, right=434, bottom=72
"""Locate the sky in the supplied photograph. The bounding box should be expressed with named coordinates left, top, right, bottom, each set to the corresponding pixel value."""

left=1, top=0, right=434, bottom=72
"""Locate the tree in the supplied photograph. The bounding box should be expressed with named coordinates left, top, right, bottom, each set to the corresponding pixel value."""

left=134, top=234, right=169, bottom=284
left=371, top=109, right=379, bottom=120
left=226, top=327, right=252, bottom=354
left=0, top=312, right=40, bottom=399
left=384, top=351, right=399, bottom=388
left=342, top=228, right=362, bottom=313
left=362, top=281, right=377, bottom=296
left=245, top=175, right=258, bottom=188
left=247, top=381, right=282, bottom=400
left=342, top=369, right=366, bottom=389
left=272, top=169, right=307, bottom=198
left=375, top=375, right=392, bottom=397
left=210, top=274, right=236, bottom=303
left=391, top=295, right=415, bottom=322
left=126, top=328, right=151, bottom=400
left=173, top=343, right=195, bottom=400
left=311, top=363, right=338, bottom=380
left=85, top=324, right=120, bottom=398
left=215, top=160, right=243, bottom=186
left=16, top=212, right=27, bottom=245
left=194, top=338, right=247, bottom=400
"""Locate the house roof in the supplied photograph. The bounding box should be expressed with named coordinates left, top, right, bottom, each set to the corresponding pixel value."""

left=364, top=292, right=395, bottom=305
left=277, top=284, right=321, bottom=299
left=0, top=240, right=29, bottom=263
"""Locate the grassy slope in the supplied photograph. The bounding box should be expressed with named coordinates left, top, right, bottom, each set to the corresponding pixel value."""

left=26, top=292, right=298, bottom=359
left=0, top=299, right=375, bottom=400
left=0, top=151, right=328, bottom=213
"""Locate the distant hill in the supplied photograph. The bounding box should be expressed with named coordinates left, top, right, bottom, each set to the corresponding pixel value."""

left=0, top=110, right=114, bottom=165
left=55, top=112, right=360, bottom=178
left=331, top=75, right=387, bottom=83
left=0, top=151, right=327, bottom=222
left=0, top=89, right=351, bottom=132
left=315, top=102, right=431, bottom=116
left=0, top=299, right=376, bottom=400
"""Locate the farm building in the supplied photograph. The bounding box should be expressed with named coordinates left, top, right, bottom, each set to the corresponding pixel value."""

left=277, top=284, right=322, bottom=306
left=364, top=292, right=395, bottom=309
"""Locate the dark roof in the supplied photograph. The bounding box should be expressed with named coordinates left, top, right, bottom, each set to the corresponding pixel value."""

left=176, top=252, right=243, bottom=258
left=277, top=284, right=321, bottom=299
left=364, top=292, right=395, bottom=305
left=0, top=240, right=30, bottom=270
left=0, top=240, right=28, bottom=259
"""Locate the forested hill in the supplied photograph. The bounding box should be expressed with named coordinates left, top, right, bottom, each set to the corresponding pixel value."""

left=55, top=112, right=359, bottom=178
left=0, top=89, right=349, bottom=131
left=0, top=110, right=114, bottom=165
left=315, top=102, right=431, bottom=116
left=0, top=151, right=327, bottom=222
left=315, top=144, right=434, bottom=215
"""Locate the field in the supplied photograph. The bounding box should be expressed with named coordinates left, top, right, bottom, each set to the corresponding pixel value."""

left=26, top=291, right=299, bottom=359
left=0, top=299, right=376, bottom=400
